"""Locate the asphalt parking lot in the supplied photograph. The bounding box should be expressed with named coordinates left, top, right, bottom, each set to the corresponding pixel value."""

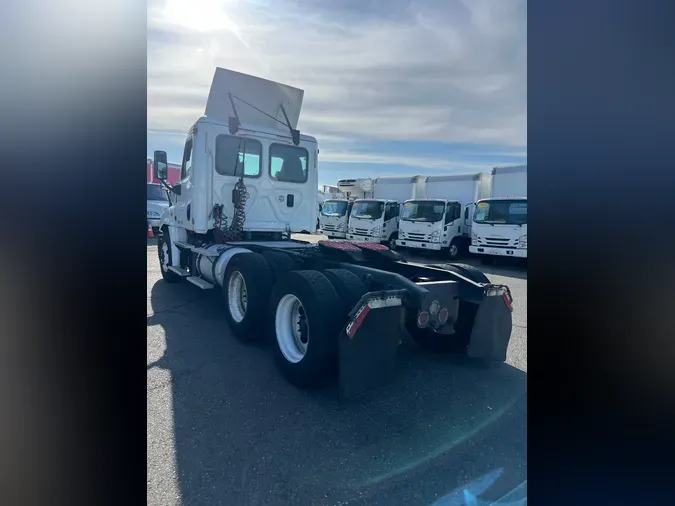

left=147, top=234, right=527, bottom=506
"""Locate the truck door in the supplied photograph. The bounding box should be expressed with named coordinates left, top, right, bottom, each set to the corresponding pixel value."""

left=172, top=136, right=194, bottom=229
left=382, top=202, right=399, bottom=240
left=463, top=203, right=476, bottom=236
left=444, top=202, right=462, bottom=239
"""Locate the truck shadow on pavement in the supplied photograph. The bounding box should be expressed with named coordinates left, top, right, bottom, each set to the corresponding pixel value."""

left=147, top=279, right=527, bottom=506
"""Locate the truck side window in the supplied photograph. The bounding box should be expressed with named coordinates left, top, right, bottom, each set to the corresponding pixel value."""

left=180, top=138, right=193, bottom=181
left=464, top=207, right=469, bottom=220
left=453, top=203, right=461, bottom=220
left=215, top=135, right=262, bottom=177
left=384, top=203, right=392, bottom=221
left=269, top=143, right=309, bottom=183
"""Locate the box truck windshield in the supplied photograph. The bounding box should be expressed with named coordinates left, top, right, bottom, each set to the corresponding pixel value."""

left=351, top=201, right=384, bottom=220
left=400, top=200, right=445, bottom=223
left=474, top=199, right=527, bottom=226
left=321, top=200, right=349, bottom=217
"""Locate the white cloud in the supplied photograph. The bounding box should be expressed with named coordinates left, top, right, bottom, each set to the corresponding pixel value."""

left=148, top=0, right=526, bottom=152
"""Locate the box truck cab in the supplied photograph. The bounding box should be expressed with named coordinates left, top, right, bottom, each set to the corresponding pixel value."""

left=319, top=199, right=353, bottom=238
left=396, top=172, right=491, bottom=259
left=346, top=199, right=400, bottom=248
left=469, top=165, right=527, bottom=261
left=147, top=182, right=171, bottom=232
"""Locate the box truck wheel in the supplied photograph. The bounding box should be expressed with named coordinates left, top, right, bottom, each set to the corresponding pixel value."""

left=447, top=239, right=462, bottom=260
left=223, top=253, right=274, bottom=341
left=270, top=270, right=342, bottom=387
left=157, top=228, right=181, bottom=283
left=386, top=233, right=398, bottom=250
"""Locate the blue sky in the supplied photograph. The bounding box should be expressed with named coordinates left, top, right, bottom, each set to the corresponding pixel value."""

left=147, top=0, right=527, bottom=186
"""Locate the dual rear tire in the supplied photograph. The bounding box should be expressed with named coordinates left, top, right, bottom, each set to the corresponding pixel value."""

left=222, top=252, right=368, bottom=387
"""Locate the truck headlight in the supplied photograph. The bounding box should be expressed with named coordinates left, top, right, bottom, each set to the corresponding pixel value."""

left=519, top=235, right=527, bottom=248
left=430, top=231, right=440, bottom=243
left=371, top=226, right=380, bottom=237
left=471, top=232, right=478, bottom=245
left=147, top=211, right=160, bottom=218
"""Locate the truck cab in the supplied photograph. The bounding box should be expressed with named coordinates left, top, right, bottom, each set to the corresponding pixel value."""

left=396, top=199, right=465, bottom=257
left=469, top=197, right=527, bottom=260
left=346, top=199, right=400, bottom=249
left=319, top=199, right=353, bottom=238
left=469, top=165, right=527, bottom=261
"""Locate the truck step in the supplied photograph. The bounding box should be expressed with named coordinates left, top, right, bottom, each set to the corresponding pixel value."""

left=191, top=247, right=222, bottom=257
left=174, top=241, right=194, bottom=250
left=167, top=266, right=190, bottom=277
left=186, top=276, right=214, bottom=289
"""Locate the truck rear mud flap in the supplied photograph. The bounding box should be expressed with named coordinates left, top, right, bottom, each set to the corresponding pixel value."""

left=338, top=290, right=407, bottom=400
left=467, top=285, right=514, bottom=362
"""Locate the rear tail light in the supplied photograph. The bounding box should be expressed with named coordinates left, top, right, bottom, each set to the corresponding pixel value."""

left=417, top=311, right=430, bottom=327
left=438, top=308, right=449, bottom=325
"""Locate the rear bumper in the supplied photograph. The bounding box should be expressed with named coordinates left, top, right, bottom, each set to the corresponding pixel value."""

left=322, top=230, right=347, bottom=239
left=470, top=246, right=527, bottom=258
left=396, top=239, right=442, bottom=251
left=346, top=234, right=380, bottom=243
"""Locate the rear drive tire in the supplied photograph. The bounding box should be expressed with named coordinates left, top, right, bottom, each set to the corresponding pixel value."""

left=321, top=269, right=368, bottom=317
left=436, top=263, right=490, bottom=284
left=386, top=233, right=398, bottom=250
left=157, top=228, right=181, bottom=283
left=261, top=250, right=299, bottom=282
left=223, top=252, right=274, bottom=341
left=270, top=270, right=342, bottom=387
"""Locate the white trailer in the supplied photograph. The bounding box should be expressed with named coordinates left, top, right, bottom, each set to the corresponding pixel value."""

left=396, top=173, right=492, bottom=259
left=469, top=165, right=527, bottom=262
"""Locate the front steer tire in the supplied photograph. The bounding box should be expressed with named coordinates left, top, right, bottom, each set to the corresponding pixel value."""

left=269, top=270, right=343, bottom=387
left=223, top=252, right=274, bottom=342
left=157, top=228, right=181, bottom=284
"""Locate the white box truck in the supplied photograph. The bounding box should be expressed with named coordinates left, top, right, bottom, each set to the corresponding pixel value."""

left=396, top=172, right=492, bottom=259
left=345, top=175, right=425, bottom=248
left=469, top=165, right=527, bottom=262
left=318, top=198, right=354, bottom=238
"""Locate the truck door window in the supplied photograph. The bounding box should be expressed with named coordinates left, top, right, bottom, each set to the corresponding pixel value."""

left=464, top=207, right=469, bottom=220
left=453, top=203, right=461, bottom=220
left=384, top=203, right=392, bottom=221
left=215, top=135, right=262, bottom=177
left=180, top=138, right=193, bottom=181
left=269, top=143, right=309, bottom=183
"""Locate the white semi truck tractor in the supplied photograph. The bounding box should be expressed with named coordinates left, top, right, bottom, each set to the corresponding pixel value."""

left=153, top=67, right=515, bottom=398
left=469, top=165, right=527, bottom=263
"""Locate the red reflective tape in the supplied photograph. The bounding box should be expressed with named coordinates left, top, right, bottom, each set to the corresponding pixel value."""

left=347, top=304, right=371, bottom=337
left=502, top=292, right=513, bottom=312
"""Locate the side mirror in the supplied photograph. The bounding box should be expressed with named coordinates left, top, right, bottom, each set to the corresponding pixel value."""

left=154, top=150, right=168, bottom=181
